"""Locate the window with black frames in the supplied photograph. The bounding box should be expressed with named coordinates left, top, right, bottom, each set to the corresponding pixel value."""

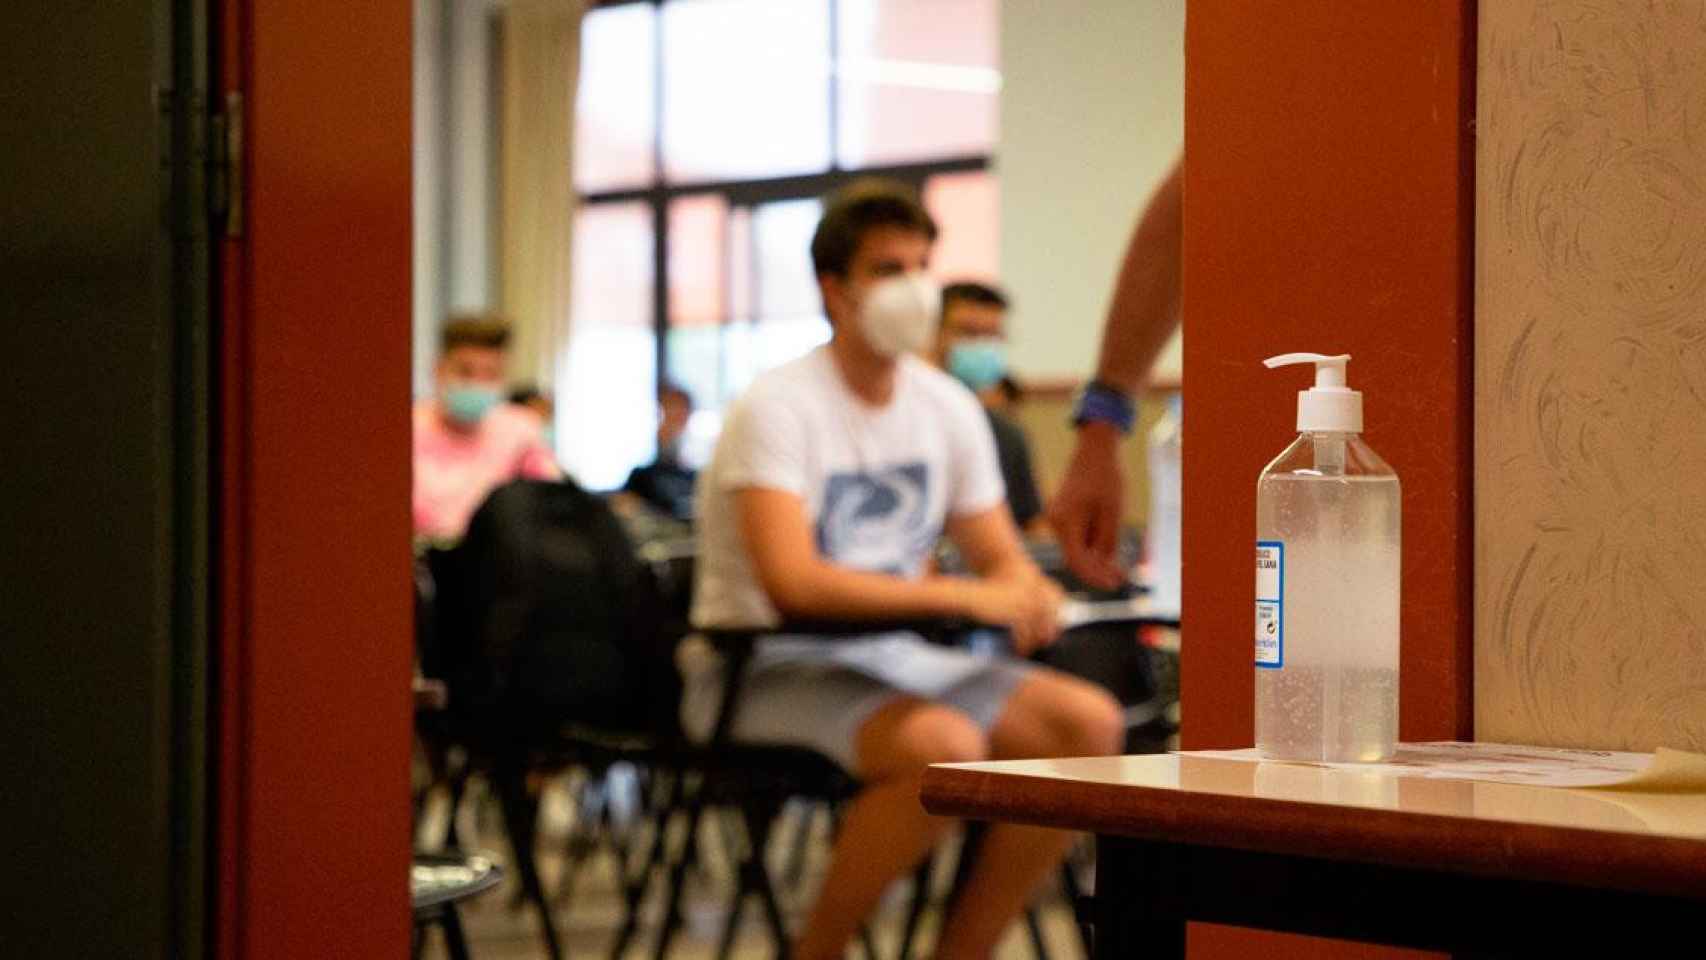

left=560, top=0, right=1001, bottom=489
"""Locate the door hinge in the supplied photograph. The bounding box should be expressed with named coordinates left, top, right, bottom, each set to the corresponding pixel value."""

left=209, top=91, right=243, bottom=238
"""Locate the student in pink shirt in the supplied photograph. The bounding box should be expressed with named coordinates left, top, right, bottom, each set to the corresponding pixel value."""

left=412, top=315, right=560, bottom=543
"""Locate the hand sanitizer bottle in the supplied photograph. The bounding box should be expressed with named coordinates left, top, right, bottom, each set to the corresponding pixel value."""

left=1255, top=353, right=1399, bottom=762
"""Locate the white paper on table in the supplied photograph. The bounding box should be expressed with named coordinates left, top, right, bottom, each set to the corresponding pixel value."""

left=1178, top=741, right=1678, bottom=789
left=1057, top=597, right=1180, bottom=632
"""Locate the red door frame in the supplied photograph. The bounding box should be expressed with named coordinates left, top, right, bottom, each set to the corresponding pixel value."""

left=215, top=3, right=414, bottom=957
left=1181, top=2, right=1476, bottom=957
left=204, top=1, right=1477, bottom=955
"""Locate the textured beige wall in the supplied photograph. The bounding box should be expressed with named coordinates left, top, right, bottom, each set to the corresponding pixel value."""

left=1477, top=0, right=1706, bottom=751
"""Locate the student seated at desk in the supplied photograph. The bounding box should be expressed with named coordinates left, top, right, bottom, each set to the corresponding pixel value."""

left=620, top=381, right=698, bottom=523
left=684, top=179, right=1123, bottom=960
left=931, top=280, right=1047, bottom=537
left=412, top=315, right=559, bottom=546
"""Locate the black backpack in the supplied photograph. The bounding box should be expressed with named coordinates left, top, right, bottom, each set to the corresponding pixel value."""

left=432, top=478, right=683, bottom=742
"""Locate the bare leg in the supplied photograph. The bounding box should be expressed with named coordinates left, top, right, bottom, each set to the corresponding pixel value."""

left=935, top=672, right=1123, bottom=960
left=793, top=698, right=990, bottom=960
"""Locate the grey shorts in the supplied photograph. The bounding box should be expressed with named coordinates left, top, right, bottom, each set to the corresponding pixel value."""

left=678, top=631, right=1036, bottom=774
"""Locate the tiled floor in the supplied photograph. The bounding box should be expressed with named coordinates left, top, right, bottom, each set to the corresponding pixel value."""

left=415, top=776, right=1089, bottom=960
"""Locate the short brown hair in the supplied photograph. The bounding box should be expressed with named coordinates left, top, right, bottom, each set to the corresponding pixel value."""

left=942, top=281, right=1009, bottom=314
left=441, top=314, right=511, bottom=352
left=658, top=381, right=694, bottom=408
left=810, top=178, right=938, bottom=278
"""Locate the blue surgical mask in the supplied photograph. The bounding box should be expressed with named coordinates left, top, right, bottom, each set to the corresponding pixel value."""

left=947, top=340, right=1007, bottom=391
left=443, top=384, right=501, bottom=425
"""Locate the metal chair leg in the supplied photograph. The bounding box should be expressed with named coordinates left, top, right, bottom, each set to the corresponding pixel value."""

left=1061, top=855, right=1093, bottom=952
left=493, top=760, right=563, bottom=960
left=776, top=801, right=816, bottom=890
left=442, top=904, right=473, bottom=960
left=556, top=773, right=605, bottom=908
left=855, top=922, right=878, bottom=960
left=896, top=854, right=935, bottom=960
left=1024, top=905, right=1050, bottom=960
left=741, top=803, right=791, bottom=960
left=714, top=879, right=750, bottom=960
left=611, top=769, right=678, bottom=960
left=442, top=766, right=469, bottom=849
left=653, top=774, right=709, bottom=960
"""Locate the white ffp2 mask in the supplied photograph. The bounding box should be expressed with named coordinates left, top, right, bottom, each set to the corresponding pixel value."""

left=857, top=273, right=941, bottom=358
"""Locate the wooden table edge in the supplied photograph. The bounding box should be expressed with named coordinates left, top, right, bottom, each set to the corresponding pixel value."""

left=919, top=762, right=1706, bottom=901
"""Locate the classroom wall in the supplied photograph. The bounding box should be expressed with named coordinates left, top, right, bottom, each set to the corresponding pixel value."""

left=995, top=0, right=1186, bottom=527
left=997, top=0, right=1183, bottom=383
left=1476, top=0, right=1706, bottom=753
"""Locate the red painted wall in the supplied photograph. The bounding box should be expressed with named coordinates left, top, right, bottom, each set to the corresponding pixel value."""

left=216, top=2, right=414, bottom=957
left=1181, top=2, right=1476, bottom=957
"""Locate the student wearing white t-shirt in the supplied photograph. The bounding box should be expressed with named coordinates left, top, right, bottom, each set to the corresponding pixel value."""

left=686, top=180, right=1123, bottom=960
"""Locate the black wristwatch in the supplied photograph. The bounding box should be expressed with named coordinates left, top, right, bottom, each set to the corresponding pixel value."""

left=1071, top=380, right=1137, bottom=434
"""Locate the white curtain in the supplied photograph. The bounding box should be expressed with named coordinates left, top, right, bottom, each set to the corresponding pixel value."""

left=499, top=0, right=585, bottom=387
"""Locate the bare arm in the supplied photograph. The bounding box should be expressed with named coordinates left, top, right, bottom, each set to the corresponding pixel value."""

left=1093, top=159, right=1183, bottom=394
left=944, top=503, right=1036, bottom=583
left=737, top=487, right=973, bottom=622
left=737, top=488, right=1058, bottom=645
left=1049, top=158, right=1183, bottom=588
left=945, top=505, right=1063, bottom=652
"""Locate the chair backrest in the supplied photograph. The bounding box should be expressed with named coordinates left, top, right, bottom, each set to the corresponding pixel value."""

left=433, top=478, right=683, bottom=741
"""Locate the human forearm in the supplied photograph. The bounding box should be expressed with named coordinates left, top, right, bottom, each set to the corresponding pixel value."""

left=761, top=560, right=979, bottom=624
left=764, top=559, right=1059, bottom=651
left=945, top=506, right=1041, bottom=584
left=1048, top=162, right=1180, bottom=589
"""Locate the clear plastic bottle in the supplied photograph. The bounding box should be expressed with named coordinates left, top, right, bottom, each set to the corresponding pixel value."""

left=1254, top=354, right=1400, bottom=762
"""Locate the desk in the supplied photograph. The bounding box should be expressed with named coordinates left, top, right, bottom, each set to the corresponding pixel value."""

left=412, top=853, right=502, bottom=960
left=920, top=753, right=1706, bottom=957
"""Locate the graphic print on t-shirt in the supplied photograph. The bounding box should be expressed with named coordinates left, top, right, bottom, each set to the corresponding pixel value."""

left=817, top=462, right=934, bottom=575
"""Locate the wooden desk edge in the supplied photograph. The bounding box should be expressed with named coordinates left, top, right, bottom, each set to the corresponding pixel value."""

left=919, top=762, right=1706, bottom=901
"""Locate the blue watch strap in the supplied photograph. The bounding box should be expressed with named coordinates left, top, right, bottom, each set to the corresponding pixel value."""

left=1072, top=380, right=1137, bottom=434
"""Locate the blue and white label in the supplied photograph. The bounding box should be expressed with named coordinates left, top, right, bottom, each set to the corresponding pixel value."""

left=1255, top=541, right=1284, bottom=668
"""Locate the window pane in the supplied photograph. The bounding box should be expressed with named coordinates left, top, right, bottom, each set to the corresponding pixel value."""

left=716, top=317, right=831, bottom=410
left=663, top=326, right=724, bottom=468
left=562, top=203, right=656, bottom=490
left=923, top=170, right=999, bottom=282
left=720, top=321, right=757, bottom=401
left=571, top=202, right=653, bottom=328
left=662, top=0, right=832, bottom=182
left=575, top=4, right=656, bottom=192
left=728, top=208, right=753, bottom=322
left=666, top=326, right=722, bottom=410
left=753, top=199, right=830, bottom=383
left=668, top=194, right=727, bottom=327
left=753, top=198, right=823, bottom=318
left=837, top=0, right=999, bottom=167
left=680, top=198, right=828, bottom=418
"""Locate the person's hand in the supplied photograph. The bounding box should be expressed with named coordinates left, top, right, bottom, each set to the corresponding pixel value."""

left=1048, top=421, right=1127, bottom=590
left=959, top=572, right=1064, bottom=656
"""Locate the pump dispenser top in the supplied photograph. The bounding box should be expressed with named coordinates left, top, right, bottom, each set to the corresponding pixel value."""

left=1263, top=352, right=1361, bottom=433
